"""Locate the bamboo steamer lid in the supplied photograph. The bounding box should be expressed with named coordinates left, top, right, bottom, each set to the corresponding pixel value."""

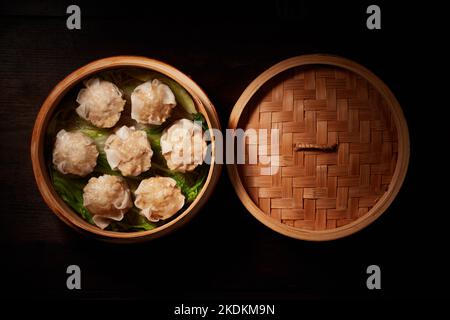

left=228, top=55, right=409, bottom=241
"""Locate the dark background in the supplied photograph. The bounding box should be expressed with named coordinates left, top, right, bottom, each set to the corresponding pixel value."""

left=0, top=0, right=447, bottom=303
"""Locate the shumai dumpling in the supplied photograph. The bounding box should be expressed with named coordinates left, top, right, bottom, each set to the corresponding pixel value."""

left=134, top=177, right=185, bottom=222
left=76, top=78, right=126, bottom=128
left=52, top=129, right=99, bottom=176
left=160, top=118, right=207, bottom=173
left=104, top=126, right=153, bottom=176
left=83, top=175, right=132, bottom=229
left=131, top=79, right=176, bottom=125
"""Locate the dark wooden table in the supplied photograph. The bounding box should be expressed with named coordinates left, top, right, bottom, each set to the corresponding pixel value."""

left=0, top=0, right=447, bottom=302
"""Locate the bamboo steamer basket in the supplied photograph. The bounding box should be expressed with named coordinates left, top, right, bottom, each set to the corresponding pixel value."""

left=31, top=56, right=221, bottom=243
left=228, top=55, right=409, bottom=241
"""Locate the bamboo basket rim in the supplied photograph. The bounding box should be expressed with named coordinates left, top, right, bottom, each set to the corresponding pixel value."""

left=227, top=54, right=410, bottom=241
left=31, top=56, right=221, bottom=242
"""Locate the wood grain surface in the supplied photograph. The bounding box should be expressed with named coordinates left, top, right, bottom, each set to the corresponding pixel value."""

left=0, top=0, right=447, bottom=300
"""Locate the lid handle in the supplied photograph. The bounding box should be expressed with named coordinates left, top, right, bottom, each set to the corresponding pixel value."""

left=294, top=143, right=338, bottom=152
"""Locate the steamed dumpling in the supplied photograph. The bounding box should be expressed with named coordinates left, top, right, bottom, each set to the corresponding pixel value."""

left=131, top=79, right=176, bottom=125
left=52, top=129, right=99, bottom=176
left=104, top=126, right=153, bottom=176
left=76, top=78, right=126, bottom=128
left=83, top=175, right=132, bottom=229
left=134, top=177, right=185, bottom=222
left=160, top=118, right=207, bottom=173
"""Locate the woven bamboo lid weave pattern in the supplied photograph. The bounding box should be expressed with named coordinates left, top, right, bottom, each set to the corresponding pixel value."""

left=228, top=55, right=409, bottom=241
